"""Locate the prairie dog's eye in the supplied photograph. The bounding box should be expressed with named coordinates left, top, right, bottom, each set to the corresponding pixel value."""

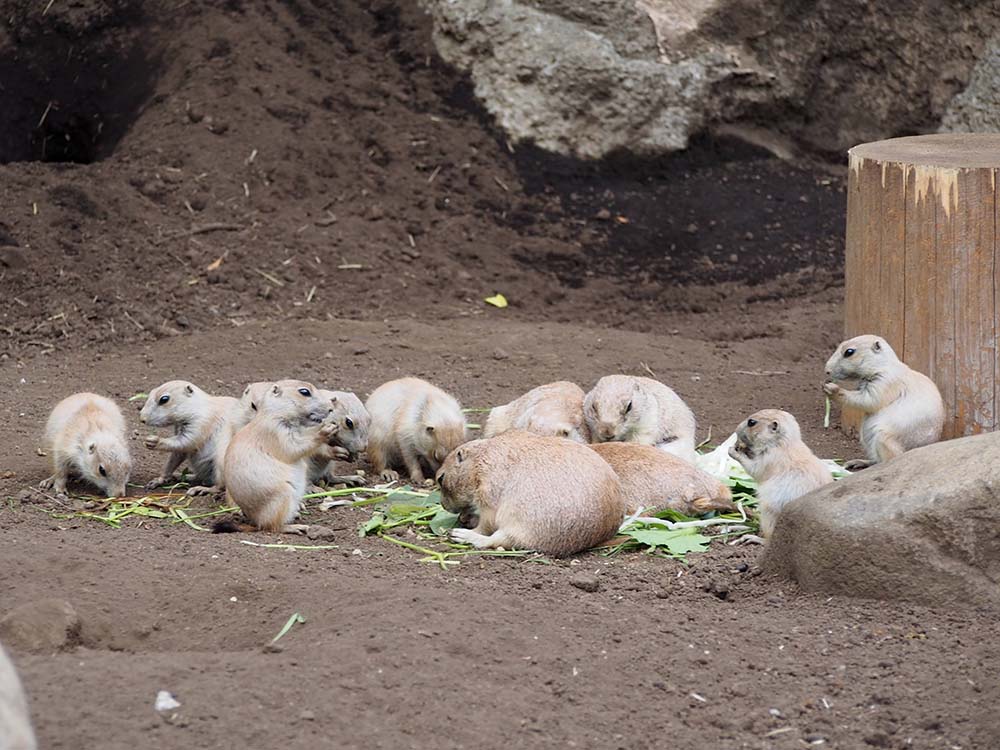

left=158, top=394, right=170, bottom=405
left=844, top=348, right=856, bottom=358
left=99, top=466, right=107, bottom=477
left=747, top=418, right=757, bottom=427
left=624, top=400, right=632, bottom=414
left=345, top=418, right=355, bottom=430
left=251, top=403, right=258, bottom=412
left=298, top=388, right=312, bottom=397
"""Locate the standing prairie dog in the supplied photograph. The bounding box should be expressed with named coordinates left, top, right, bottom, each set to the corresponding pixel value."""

left=307, top=389, right=370, bottom=486
left=584, top=375, right=698, bottom=463
left=365, top=377, right=466, bottom=484
left=40, top=392, right=131, bottom=498
left=484, top=381, right=590, bottom=443
left=436, top=431, right=626, bottom=556
left=140, top=381, right=242, bottom=495
left=590, top=442, right=734, bottom=516
left=824, top=334, right=945, bottom=469
left=215, top=380, right=338, bottom=534
left=729, top=409, right=832, bottom=537
left=0, top=643, right=36, bottom=750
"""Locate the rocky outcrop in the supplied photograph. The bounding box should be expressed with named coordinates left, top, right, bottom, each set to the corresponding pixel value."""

left=941, top=35, right=1000, bottom=134
left=765, top=432, right=1000, bottom=609
left=420, top=0, right=1000, bottom=160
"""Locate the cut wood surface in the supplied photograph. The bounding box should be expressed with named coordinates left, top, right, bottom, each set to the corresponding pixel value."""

left=844, top=134, right=1000, bottom=438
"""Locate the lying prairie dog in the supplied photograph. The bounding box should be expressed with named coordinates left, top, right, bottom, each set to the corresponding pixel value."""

left=0, top=643, right=36, bottom=750
left=483, top=381, right=590, bottom=443
left=215, top=380, right=337, bottom=534
left=584, top=374, right=698, bottom=463
left=824, top=334, right=945, bottom=469
left=140, top=381, right=241, bottom=495
left=436, top=431, right=627, bottom=556
left=307, top=389, right=370, bottom=487
left=40, top=392, right=131, bottom=498
left=590, top=442, right=734, bottom=516
left=728, top=409, right=832, bottom=537
left=365, top=377, right=466, bottom=484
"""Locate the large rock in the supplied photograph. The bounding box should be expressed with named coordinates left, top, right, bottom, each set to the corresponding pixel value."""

left=420, top=0, right=1000, bottom=159
left=0, top=600, right=81, bottom=654
left=941, top=35, right=1000, bottom=134
left=0, top=644, right=36, bottom=750
left=765, top=432, right=1000, bottom=609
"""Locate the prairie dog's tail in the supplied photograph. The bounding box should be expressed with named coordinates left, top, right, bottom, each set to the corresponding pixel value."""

left=212, top=518, right=256, bottom=533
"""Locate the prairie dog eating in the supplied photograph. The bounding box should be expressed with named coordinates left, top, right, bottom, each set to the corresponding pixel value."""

left=40, top=392, right=131, bottom=498
left=307, top=389, right=371, bottom=485
left=216, top=380, right=337, bottom=533
left=483, top=381, right=590, bottom=443
left=729, top=409, right=832, bottom=537
left=824, top=334, right=945, bottom=468
left=590, top=442, right=733, bottom=516
left=140, top=381, right=241, bottom=494
left=584, top=375, right=697, bottom=463
left=365, top=377, right=466, bottom=483
left=436, top=431, right=627, bottom=556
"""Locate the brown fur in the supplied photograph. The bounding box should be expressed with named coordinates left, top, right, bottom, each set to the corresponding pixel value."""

left=222, top=380, right=337, bottom=533
left=483, top=381, right=590, bottom=443
left=590, top=442, right=733, bottom=516
left=729, top=409, right=833, bottom=537
left=436, top=431, right=626, bottom=556
left=365, top=377, right=466, bottom=483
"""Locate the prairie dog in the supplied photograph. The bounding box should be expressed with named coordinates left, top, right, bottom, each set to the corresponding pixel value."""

left=483, top=381, right=590, bottom=443
left=824, top=334, right=945, bottom=468
left=307, top=389, right=371, bottom=485
left=590, top=442, right=733, bottom=516
left=216, top=380, right=337, bottom=533
left=0, top=643, right=36, bottom=750
left=40, top=392, right=131, bottom=498
left=436, top=431, right=626, bottom=556
left=365, top=377, right=466, bottom=484
left=140, top=380, right=242, bottom=494
left=584, top=375, right=697, bottom=463
left=728, top=409, right=832, bottom=537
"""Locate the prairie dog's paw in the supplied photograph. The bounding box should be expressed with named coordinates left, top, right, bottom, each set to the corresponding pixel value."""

left=380, top=469, right=400, bottom=483
left=186, top=485, right=221, bottom=498
left=450, top=528, right=491, bottom=549
left=38, top=476, right=55, bottom=490
left=145, top=476, right=168, bottom=490
left=329, top=446, right=350, bottom=461
left=822, top=382, right=842, bottom=398
left=319, top=422, right=340, bottom=442
left=144, top=434, right=161, bottom=450
left=422, top=478, right=435, bottom=488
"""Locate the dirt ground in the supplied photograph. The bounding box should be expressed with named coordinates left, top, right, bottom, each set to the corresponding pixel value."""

left=1, top=1, right=997, bottom=748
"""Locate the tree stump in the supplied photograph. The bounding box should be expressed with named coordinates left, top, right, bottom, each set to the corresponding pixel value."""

left=844, top=133, right=1000, bottom=438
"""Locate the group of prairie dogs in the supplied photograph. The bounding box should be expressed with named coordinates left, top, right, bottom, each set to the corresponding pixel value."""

left=40, top=333, right=944, bottom=553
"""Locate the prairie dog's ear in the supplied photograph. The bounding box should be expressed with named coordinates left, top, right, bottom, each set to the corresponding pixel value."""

left=329, top=396, right=338, bottom=405
left=272, top=384, right=281, bottom=396
left=184, top=384, right=194, bottom=395
left=456, top=449, right=464, bottom=464
left=770, top=421, right=779, bottom=432
left=873, top=339, right=882, bottom=352
left=88, top=442, right=96, bottom=454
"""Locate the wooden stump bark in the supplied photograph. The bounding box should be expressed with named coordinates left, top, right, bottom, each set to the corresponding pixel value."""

left=844, top=133, right=1000, bottom=438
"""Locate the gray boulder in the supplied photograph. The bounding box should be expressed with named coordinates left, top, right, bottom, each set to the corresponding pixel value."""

left=765, top=432, right=1000, bottom=609
left=0, top=643, right=36, bottom=750
left=420, top=0, right=1000, bottom=160
left=0, top=600, right=81, bottom=654
left=941, top=35, right=1000, bottom=134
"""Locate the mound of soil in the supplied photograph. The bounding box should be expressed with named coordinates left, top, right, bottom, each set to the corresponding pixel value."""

left=2, top=2, right=994, bottom=749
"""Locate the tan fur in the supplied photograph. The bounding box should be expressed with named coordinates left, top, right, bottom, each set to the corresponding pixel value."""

left=729, top=409, right=832, bottom=537
left=140, top=380, right=242, bottom=493
left=224, top=380, right=337, bottom=533
left=483, top=381, right=590, bottom=443
left=0, top=643, right=36, bottom=750
left=584, top=375, right=698, bottom=463
left=436, top=431, right=627, bottom=556
left=365, top=377, right=466, bottom=483
left=40, top=392, right=131, bottom=497
left=824, top=334, right=945, bottom=466
left=307, top=389, right=371, bottom=484
left=590, top=442, right=733, bottom=516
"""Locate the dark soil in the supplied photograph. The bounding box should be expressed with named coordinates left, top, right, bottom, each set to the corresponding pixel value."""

left=1, top=1, right=996, bottom=749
